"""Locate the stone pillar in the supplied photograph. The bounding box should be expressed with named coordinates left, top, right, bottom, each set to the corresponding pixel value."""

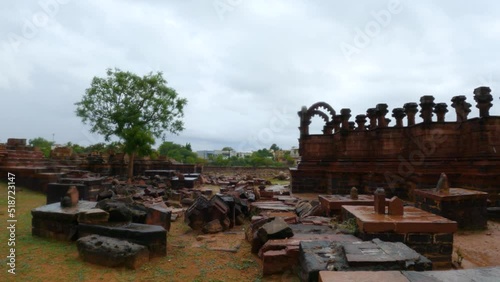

left=348, top=121, right=356, bottom=130
left=403, top=102, right=418, bottom=126
left=374, top=187, right=386, bottom=214
left=392, top=108, right=406, bottom=127
left=340, top=108, right=352, bottom=130
left=451, top=95, right=471, bottom=122
left=366, top=108, right=377, bottom=129
left=333, top=115, right=342, bottom=133
left=298, top=106, right=310, bottom=136
left=376, top=104, right=389, bottom=128
left=355, top=114, right=367, bottom=131
left=419, top=95, right=435, bottom=123
left=473, top=86, right=493, bottom=117
left=322, top=121, right=334, bottom=135
left=433, top=103, right=448, bottom=122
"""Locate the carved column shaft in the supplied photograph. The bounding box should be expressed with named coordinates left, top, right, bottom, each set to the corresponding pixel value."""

left=404, top=102, right=418, bottom=126
left=340, top=108, right=352, bottom=130
left=392, top=108, right=406, bottom=127
left=366, top=108, right=377, bottom=129
left=355, top=114, right=367, bottom=131
left=451, top=95, right=469, bottom=122
left=376, top=104, right=389, bottom=128
left=433, top=103, right=448, bottom=122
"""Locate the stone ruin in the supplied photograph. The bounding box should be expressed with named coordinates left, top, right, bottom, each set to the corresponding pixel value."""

left=291, top=86, right=500, bottom=203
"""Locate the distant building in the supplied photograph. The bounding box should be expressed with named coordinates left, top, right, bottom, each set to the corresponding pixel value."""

left=196, top=150, right=237, bottom=160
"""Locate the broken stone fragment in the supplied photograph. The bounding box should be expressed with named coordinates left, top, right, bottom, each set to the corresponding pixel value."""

left=202, top=219, right=223, bottom=234
left=257, top=217, right=294, bottom=244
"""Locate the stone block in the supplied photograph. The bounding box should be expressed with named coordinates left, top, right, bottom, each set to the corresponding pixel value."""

left=257, top=217, right=294, bottom=244
left=78, top=222, right=166, bottom=258
left=388, top=196, right=404, bottom=216
left=77, top=209, right=109, bottom=224
left=146, top=206, right=172, bottom=232
left=77, top=235, right=149, bottom=269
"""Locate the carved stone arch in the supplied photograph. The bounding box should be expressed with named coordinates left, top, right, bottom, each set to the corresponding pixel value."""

left=299, top=102, right=336, bottom=136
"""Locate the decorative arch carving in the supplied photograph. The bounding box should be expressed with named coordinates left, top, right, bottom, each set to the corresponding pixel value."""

left=298, top=102, right=336, bottom=136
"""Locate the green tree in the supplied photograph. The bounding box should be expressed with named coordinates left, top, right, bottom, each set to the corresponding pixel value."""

left=75, top=68, right=187, bottom=179
left=270, top=143, right=281, bottom=151
left=158, top=141, right=200, bottom=164
left=29, top=137, right=54, bottom=158
left=222, top=146, right=234, bottom=151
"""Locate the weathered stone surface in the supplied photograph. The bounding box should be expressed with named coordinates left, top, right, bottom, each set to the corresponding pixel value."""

left=145, top=205, right=172, bottom=232
left=402, top=266, right=500, bottom=281
left=78, top=223, right=167, bottom=258
left=203, top=219, right=223, bottom=234
left=77, top=209, right=109, bottom=224
left=299, top=241, right=348, bottom=282
left=77, top=235, right=149, bottom=269
left=257, top=217, right=294, bottom=244
left=96, top=199, right=147, bottom=223
left=31, top=201, right=96, bottom=241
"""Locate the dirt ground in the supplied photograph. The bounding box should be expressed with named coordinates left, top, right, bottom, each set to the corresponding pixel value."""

left=1, top=185, right=499, bottom=282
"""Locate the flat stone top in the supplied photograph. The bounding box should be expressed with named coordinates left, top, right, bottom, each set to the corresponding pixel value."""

left=414, top=188, right=488, bottom=201
left=320, top=271, right=409, bottom=282
left=319, top=195, right=375, bottom=210
left=342, top=206, right=457, bottom=233
left=31, top=201, right=97, bottom=220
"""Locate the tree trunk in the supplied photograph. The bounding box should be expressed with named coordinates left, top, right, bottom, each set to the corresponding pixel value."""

left=128, top=152, right=135, bottom=180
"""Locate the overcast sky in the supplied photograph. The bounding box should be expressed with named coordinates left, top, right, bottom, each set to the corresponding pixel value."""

left=1, top=0, right=499, bottom=152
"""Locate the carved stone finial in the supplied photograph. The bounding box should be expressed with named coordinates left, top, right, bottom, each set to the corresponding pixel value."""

left=403, top=102, right=418, bottom=126
left=451, top=95, right=470, bottom=122
left=392, top=108, right=406, bottom=127
left=333, top=115, right=342, bottom=133
left=436, top=172, right=449, bottom=194
left=473, top=86, right=493, bottom=117
left=376, top=104, right=389, bottom=128
left=350, top=187, right=358, bottom=200
left=433, top=103, right=448, bottom=122
left=355, top=114, right=367, bottom=131
left=419, top=95, right=435, bottom=123
left=340, top=108, right=352, bottom=130
left=366, top=108, right=378, bottom=130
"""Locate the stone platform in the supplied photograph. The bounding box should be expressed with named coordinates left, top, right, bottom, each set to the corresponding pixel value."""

left=31, top=201, right=97, bottom=241
left=318, top=194, right=379, bottom=219
left=342, top=205, right=457, bottom=268
left=78, top=222, right=167, bottom=258
left=414, top=188, right=488, bottom=229
left=300, top=239, right=432, bottom=282
left=319, top=266, right=500, bottom=282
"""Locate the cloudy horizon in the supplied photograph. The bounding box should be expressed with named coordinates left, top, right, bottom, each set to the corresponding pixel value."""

left=2, top=0, right=499, bottom=153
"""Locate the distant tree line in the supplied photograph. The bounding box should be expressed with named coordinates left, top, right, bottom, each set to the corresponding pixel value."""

left=27, top=138, right=295, bottom=167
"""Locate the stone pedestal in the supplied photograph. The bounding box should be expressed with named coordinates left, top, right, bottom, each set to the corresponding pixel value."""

left=31, top=201, right=97, bottom=241
left=414, top=188, right=488, bottom=230
left=342, top=205, right=457, bottom=268
left=333, top=115, right=342, bottom=133
left=366, top=108, right=377, bottom=129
